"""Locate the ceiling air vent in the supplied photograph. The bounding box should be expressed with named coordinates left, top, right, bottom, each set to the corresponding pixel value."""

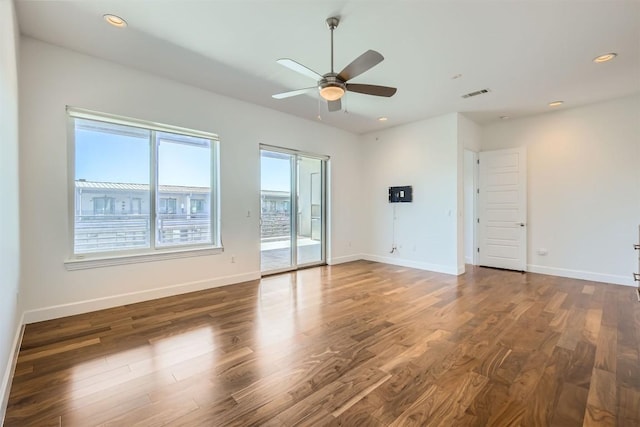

left=462, top=88, right=491, bottom=99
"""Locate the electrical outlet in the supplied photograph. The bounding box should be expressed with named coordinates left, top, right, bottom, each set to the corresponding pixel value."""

left=537, top=248, right=548, bottom=256
left=231, top=255, right=236, bottom=263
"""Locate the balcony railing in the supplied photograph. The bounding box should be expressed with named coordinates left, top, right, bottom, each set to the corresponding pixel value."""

left=260, top=212, right=290, bottom=240
left=74, top=214, right=210, bottom=253
left=157, top=214, right=210, bottom=245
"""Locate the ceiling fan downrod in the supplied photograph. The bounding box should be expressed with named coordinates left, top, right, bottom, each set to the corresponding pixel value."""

left=326, top=17, right=339, bottom=74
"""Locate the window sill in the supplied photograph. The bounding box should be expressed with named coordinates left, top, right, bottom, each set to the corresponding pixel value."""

left=64, top=246, right=223, bottom=271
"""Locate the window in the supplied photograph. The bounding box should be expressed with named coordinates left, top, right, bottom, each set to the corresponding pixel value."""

left=93, top=197, right=115, bottom=215
left=68, top=108, right=220, bottom=264
left=159, top=198, right=177, bottom=214
left=190, top=199, right=205, bottom=214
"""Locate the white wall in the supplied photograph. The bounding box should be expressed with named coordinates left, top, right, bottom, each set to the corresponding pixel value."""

left=0, top=0, right=22, bottom=418
left=482, top=94, right=640, bottom=286
left=459, top=114, right=481, bottom=152
left=360, top=113, right=463, bottom=275
left=19, top=37, right=363, bottom=321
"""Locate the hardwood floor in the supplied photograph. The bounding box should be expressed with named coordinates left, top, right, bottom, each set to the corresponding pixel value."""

left=5, top=261, right=640, bottom=426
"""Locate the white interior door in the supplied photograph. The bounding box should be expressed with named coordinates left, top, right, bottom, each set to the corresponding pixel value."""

left=478, top=147, right=527, bottom=271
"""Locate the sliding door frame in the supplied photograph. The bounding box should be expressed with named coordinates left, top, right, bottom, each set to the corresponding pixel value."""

left=260, top=144, right=328, bottom=275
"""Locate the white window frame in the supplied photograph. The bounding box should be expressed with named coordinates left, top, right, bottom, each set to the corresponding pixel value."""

left=65, top=107, right=222, bottom=270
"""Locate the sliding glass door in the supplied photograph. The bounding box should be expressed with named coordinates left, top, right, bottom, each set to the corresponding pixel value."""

left=296, top=156, right=323, bottom=265
left=260, top=147, right=326, bottom=274
left=260, top=150, right=294, bottom=272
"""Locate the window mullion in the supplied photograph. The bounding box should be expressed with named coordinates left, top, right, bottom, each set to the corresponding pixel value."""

left=150, top=130, right=158, bottom=250
left=211, top=141, right=219, bottom=246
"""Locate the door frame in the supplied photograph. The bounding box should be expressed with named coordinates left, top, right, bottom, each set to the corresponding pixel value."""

left=259, top=144, right=328, bottom=275
left=464, top=149, right=479, bottom=266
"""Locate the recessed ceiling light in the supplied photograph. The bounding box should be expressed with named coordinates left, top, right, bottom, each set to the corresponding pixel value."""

left=378, top=117, right=388, bottom=122
left=593, top=52, right=617, bottom=63
left=103, top=14, right=127, bottom=28
left=499, top=115, right=510, bottom=120
left=548, top=101, right=564, bottom=107
left=452, top=74, right=462, bottom=80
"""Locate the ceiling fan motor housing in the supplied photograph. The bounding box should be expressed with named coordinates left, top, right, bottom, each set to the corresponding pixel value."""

left=319, top=73, right=345, bottom=90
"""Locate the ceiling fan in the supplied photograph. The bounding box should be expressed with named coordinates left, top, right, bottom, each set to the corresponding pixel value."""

left=272, top=17, right=397, bottom=112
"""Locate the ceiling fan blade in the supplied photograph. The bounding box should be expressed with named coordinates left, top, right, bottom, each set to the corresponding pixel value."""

left=328, top=99, right=342, bottom=112
left=277, top=58, right=323, bottom=81
left=272, top=87, right=316, bottom=99
left=347, top=83, right=397, bottom=97
left=337, top=50, right=384, bottom=82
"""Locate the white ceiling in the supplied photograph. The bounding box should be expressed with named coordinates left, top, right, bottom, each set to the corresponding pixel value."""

left=16, top=0, right=640, bottom=134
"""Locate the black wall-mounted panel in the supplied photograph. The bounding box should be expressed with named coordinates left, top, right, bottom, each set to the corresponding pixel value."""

left=389, top=186, right=413, bottom=203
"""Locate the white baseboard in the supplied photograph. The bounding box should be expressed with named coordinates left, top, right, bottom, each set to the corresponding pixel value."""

left=23, top=271, right=261, bottom=324
left=465, top=256, right=473, bottom=264
left=327, top=254, right=363, bottom=265
left=527, top=264, right=635, bottom=287
left=1, top=312, right=24, bottom=425
left=361, top=254, right=460, bottom=276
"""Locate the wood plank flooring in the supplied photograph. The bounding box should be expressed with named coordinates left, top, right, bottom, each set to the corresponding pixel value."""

left=5, top=261, right=640, bottom=426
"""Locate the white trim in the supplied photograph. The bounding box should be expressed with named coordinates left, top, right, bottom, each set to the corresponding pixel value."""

left=1, top=312, right=24, bottom=425
left=327, top=254, right=362, bottom=265
left=67, top=106, right=219, bottom=141
left=472, top=151, right=479, bottom=265
left=361, top=254, right=461, bottom=276
left=259, top=143, right=330, bottom=161
left=465, top=256, right=473, bottom=264
left=23, top=271, right=260, bottom=324
left=527, top=264, right=635, bottom=287
left=65, top=246, right=223, bottom=270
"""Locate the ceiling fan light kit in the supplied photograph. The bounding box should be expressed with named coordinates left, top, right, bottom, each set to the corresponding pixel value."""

left=273, top=16, right=397, bottom=112
left=319, top=84, right=345, bottom=101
